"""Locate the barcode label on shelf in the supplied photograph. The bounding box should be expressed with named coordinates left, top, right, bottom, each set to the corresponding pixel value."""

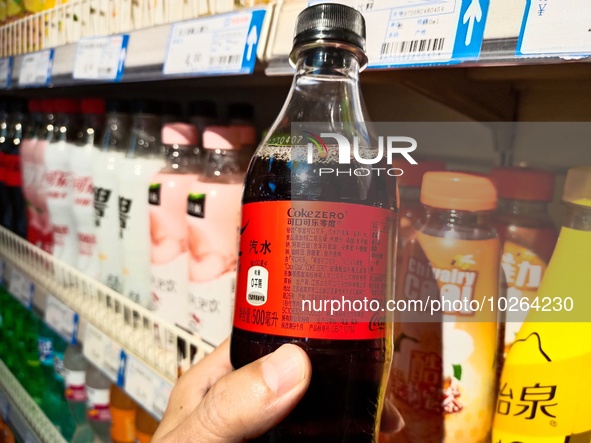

left=163, top=8, right=266, bottom=76
left=73, top=35, right=129, bottom=81
left=124, top=356, right=173, bottom=419
left=45, top=294, right=79, bottom=344
left=18, top=49, right=53, bottom=87
left=517, top=0, right=591, bottom=57
left=8, top=268, right=34, bottom=309
left=310, top=0, right=489, bottom=67
left=83, top=323, right=125, bottom=382
left=0, top=57, right=12, bottom=89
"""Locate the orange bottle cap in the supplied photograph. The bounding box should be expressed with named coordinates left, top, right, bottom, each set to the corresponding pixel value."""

left=421, top=171, right=497, bottom=211
left=490, top=167, right=555, bottom=202
left=392, top=159, right=445, bottom=188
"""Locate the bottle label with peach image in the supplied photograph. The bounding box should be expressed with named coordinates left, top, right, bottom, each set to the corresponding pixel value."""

left=187, top=183, right=242, bottom=346
left=149, top=174, right=196, bottom=330
left=392, top=232, right=499, bottom=443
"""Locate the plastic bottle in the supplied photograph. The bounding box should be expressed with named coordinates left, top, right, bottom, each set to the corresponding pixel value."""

left=0, top=98, right=27, bottom=238
left=44, top=99, right=80, bottom=267
left=187, top=126, right=244, bottom=346
left=492, top=166, right=591, bottom=442
left=93, top=100, right=132, bottom=292
left=490, top=167, right=558, bottom=353
left=20, top=99, right=44, bottom=247
left=0, top=101, right=8, bottom=230
left=110, top=384, right=137, bottom=443
left=392, top=172, right=499, bottom=443
left=119, top=101, right=165, bottom=306
left=52, top=331, right=76, bottom=440
left=134, top=407, right=159, bottom=443
left=71, top=98, right=105, bottom=279
left=188, top=101, right=217, bottom=142
left=230, top=5, right=397, bottom=442
left=149, top=122, right=200, bottom=328
left=86, top=363, right=112, bottom=443
left=230, top=124, right=257, bottom=169
left=63, top=344, right=94, bottom=443
left=33, top=99, right=56, bottom=254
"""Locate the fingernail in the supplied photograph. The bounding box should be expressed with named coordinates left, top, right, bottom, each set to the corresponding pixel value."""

left=262, top=344, right=306, bottom=397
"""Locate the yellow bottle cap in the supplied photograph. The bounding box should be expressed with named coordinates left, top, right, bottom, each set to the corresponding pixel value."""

left=563, top=166, right=591, bottom=207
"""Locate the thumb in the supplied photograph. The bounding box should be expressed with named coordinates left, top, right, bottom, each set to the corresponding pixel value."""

left=163, top=344, right=311, bottom=443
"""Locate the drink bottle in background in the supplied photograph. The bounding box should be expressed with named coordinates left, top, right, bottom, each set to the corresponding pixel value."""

left=19, top=312, right=45, bottom=406
left=391, top=159, right=445, bottom=252
left=0, top=100, right=8, bottom=230
left=53, top=331, right=77, bottom=440
left=64, top=344, right=94, bottom=443
left=188, top=100, right=217, bottom=141
left=71, top=98, right=105, bottom=278
left=188, top=126, right=244, bottom=346
left=149, top=122, right=200, bottom=329
left=34, top=99, right=56, bottom=253
left=119, top=100, right=165, bottom=307
left=44, top=99, right=80, bottom=267
left=2, top=98, right=27, bottom=237
left=134, top=407, right=159, bottom=443
left=230, top=5, right=397, bottom=442
left=493, top=166, right=591, bottom=442
left=21, top=99, right=44, bottom=246
left=231, top=124, right=257, bottom=169
left=490, top=167, right=558, bottom=353
left=94, top=100, right=132, bottom=293
left=392, top=172, right=499, bottom=443
left=110, top=384, right=137, bottom=443
left=86, top=363, right=112, bottom=443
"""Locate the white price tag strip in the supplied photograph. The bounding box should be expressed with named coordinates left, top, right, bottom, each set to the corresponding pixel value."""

left=0, top=57, right=12, bottom=89
left=163, top=8, right=266, bottom=76
left=124, top=356, right=173, bottom=419
left=73, top=35, right=129, bottom=81
left=517, top=0, right=591, bottom=57
left=18, top=49, right=53, bottom=87
left=8, top=268, right=34, bottom=309
left=311, top=0, right=489, bottom=67
left=83, top=323, right=125, bottom=382
left=45, top=294, right=79, bottom=344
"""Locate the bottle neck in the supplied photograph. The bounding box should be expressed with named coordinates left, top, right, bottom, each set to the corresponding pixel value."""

left=202, top=148, right=244, bottom=182
left=497, top=198, right=551, bottom=217
left=562, top=202, right=591, bottom=232
left=295, top=45, right=361, bottom=80
left=101, top=113, right=131, bottom=153
left=128, top=114, right=161, bottom=158
left=79, top=113, right=104, bottom=147
left=423, top=206, right=495, bottom=237
left=162, top=144, right=200, bottom=174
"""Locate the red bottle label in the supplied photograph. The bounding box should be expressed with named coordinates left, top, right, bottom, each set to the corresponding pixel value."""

left=4, top=154, right=22, bottom=187
left=233, top=201, right=395, bottom=340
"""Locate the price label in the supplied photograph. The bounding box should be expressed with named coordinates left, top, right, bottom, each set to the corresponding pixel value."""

left=310, top=0, right=489, bottom=67
left=124, top=356, right=172, bottom=418
left=8, top=268, right=34, bottom=309
left=45, top=294, right=79, bottom=344
left=18, top=49, right=53, bottom=87
left=517, top=0, right=591, bottom=57
left=73, top=35, right=129, bottom=81
left=163, top=8, right=266, bottom=76
left=83, top=323, right=124, bottom=382
left=0, top=57, right=12, bottom=89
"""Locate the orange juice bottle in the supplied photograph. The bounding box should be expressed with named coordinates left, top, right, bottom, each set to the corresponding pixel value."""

left=110, top=385, right=137, bottom=443
left=135, top=407, right=159, bottom=443
left=492, top=166, right=591, bottom=442
left=490, top=167, right=558, bottom=354
left=391, top=172, right=500, bottom=443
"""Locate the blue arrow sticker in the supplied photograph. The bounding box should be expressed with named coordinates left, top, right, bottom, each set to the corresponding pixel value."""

left=117, top=350, right=127, bottom=387
left=240, top=9, right=266, bottom=73
left=452, top=0, right=489, bottom=60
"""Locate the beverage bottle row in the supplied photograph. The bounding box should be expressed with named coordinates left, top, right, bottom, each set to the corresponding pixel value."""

left=0, top=289, right=160, bottom=442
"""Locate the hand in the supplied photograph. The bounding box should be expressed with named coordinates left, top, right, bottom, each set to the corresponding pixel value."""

left=153, top=339, right=404, bottom=442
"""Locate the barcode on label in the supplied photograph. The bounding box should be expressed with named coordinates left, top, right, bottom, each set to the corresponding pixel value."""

left=380, top=38, right=446, bottom=57
left=98, top=67, right=113, bottom=75
left=209, top=54, right=241, bottom=66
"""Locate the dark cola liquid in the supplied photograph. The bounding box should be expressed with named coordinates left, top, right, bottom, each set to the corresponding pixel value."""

left=231, top=145, right=397, bottom=443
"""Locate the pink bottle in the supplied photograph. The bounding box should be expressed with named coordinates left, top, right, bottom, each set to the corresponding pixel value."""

left=149, top=123, right=200, bottom=328
left=187, top=126, right=245, bottom=346
left=20, top=99, right=43, bottom=246
left=230, top=124, right=257, bottom=170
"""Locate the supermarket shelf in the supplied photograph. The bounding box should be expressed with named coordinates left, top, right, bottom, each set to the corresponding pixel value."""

left=0, top=361, right=68, bottom=443
left=0, top=226, right=215, bottom=419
